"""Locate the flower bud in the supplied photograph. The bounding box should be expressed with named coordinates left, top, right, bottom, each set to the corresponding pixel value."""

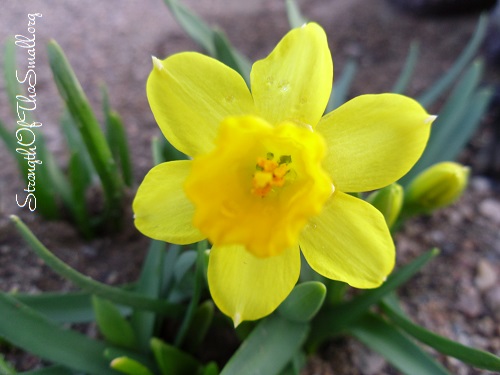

left=367, top=183, right=404, bottom=228
left=404, top=162, right=469, bottom=213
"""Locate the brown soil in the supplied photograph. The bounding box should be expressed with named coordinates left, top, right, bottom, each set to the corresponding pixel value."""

left=0, top=1, right=499, bottom=374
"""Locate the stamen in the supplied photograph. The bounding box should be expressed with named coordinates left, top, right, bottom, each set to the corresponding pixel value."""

left=252, top=154, right=291, bottom=197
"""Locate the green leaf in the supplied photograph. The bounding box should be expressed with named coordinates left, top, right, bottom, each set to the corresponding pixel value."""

left=183, top=300, right=214, bottom=352
left=160, top=245, right=182, bottom=296
left=279, top=351, right=306, bottom=375
left=102, top=86, right=133, bottom=188
left=12, top=291, right=123, bottom=324
left=110, top=357, right=154, bottom=375
left=150, top=338, right=200, bottom=375
left=47, top=40, right=123, bottom=222
left=381, top=294, right=500, bottom=372
left=59, top=109, right=94, bottom=228
left=213, top=29, right=251, bottom=86
left=0, top=293, right=118, bottom=375
left=92, top=296, right=138, bottom=350
left=131, top=240, right=166, bottom=351
left=286, top=0, right=308, bottom=29
left=278, top=282, right=326, bottom=322
left=391, top=42, right=420, bottom=94
left=435, top=87, right=493, bottom=163
left=173, top=250, right=197, bottom=283
left=68, top=152, right=93, bottom=238
left=151, top=136, right=166, bottom=165
left=162, top=0, right=216, bottom=55
left=308, top=248, right=439, bottom=346
left=60, top=107, right=95, bottom=186
left=10, top=215, right=183, bottom=316
left=326, top=59, right=358, bottom=112
left=350, top=313, right=449, bottom=375
left=160, top=137, right=187, bottom=163
left=401, top=60, right=488, bottom=185
left=0, top=117, right=17, bottom=157
left=161, top=0, right=251, bottom=85
left=417, top=14, right=488, bottom=107
left=221, top=315, right=309, bottom=375
left=174, top=241, right=207, bottom=347
left=106, top=111, right=133, bottom=188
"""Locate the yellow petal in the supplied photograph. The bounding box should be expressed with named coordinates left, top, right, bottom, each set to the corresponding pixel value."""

left=251, top=23, right=333, bottom=127
left=317, top=94, right=434, bottom=192
left=299, top=191, right=395, bottom=288
left=147, top=53, right=255, bottom=157
left=133, top=160, right=205, bottom=244
left=208, top=244, right=300, bottom=326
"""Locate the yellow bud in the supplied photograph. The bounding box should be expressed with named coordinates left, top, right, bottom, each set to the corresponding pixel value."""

left=367, top=183, right=404, bottom=228
left=404, top=162, right=469, bottom=213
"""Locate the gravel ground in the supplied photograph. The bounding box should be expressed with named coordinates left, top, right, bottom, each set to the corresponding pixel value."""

left=0, top=1, right=499, bottom=374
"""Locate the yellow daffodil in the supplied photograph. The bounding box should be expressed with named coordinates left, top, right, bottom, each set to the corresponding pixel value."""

left=133, top=23, right=434, bottom=326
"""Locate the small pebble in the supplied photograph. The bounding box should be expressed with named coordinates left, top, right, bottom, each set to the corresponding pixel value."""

left=456, top=285, right=483, bottom=318
left=470, top=176, right=492, bottom=194
left=475, top=259, right=498, bottom=292
left=478, top=199, right=500, bottom=224
left=351, top=342, right=386, bottom=375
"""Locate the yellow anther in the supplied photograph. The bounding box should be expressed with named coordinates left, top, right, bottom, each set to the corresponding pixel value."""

left=257, top=157, right=279, bottom=172
left=252, top=155, right=291, bottom=197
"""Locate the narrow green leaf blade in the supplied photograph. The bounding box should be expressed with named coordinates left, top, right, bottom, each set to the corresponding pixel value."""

left=213, top=30, right=251, bottom=86
left=401, top=60, right=485, bottom=185
left=174, top=242, right=207, bottom=347
left=0, top=118, right=17, bottom=156
left=326, top=59, right=358, bottom=112
left=47, top=40, right=123, bottom=220
left=151, top=338, right=200, bottom=375
left=161, top=0, right=251, bottom=86
left=0, top=293, right=118, bottom=375
left=10, top=215, right=183, bottom=316
left=4, top=38, right=32, bottom=122
left=183, top=300, right=214, bottom=352
left=381, top=294, right=500, bottom=371
left=309, top=249, right=439, bottom=345
left=162, top=0, right=215, bottom=55
left=102, top=86, right=133, bottom=187
left=278, top=281, right=326, bottom=322
left=13, top=291, right=107, bottom=323
left=131, top=240, right=166, bottom=351
left=286, top=0, right=308, bottom=29
left=350, top=313, right=449, bottom=375
left=221, top=315, right=309, bottom=375
left=391, top=42, right=420, bottom=94
left=68, top=152, right=93, bottom=238
left=60, top=107, right=95, bottom=185
left=418, top=14, right=488, bottom=107
left=107, top=111, right=133, bottom=187
left=437, top=87, right=493, bottom=162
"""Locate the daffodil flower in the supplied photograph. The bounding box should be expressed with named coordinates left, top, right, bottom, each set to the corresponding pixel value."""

left=133, top=23, right=434, bottom=326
